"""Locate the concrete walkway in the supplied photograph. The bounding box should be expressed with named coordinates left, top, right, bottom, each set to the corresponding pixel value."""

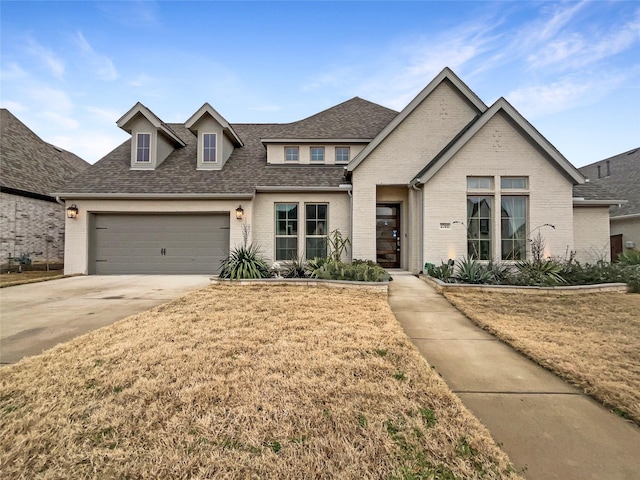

left=388, top=271, right=640, bottom=480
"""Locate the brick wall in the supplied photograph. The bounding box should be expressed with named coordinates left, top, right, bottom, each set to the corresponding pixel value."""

left=573, top=206, right=611, bottom=262
left=0, top=192, right=65, bottom=266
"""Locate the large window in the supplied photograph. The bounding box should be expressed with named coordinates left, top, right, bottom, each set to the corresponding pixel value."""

left=136, top=133, right=150, bottom=162
left=275, top=203, right=298, bottom=260
left=310, top=147, right=325, bottom=163
left=285, top=147, right=299, bottom=162
left=335, top=147, right=350, bottom=163
left=501, top=196, right=527, bottom=260
left=467, top=196, right=492, bottom=260
left=305, top=204, right=328, bottom=259
left=203, top=133, right=217, bottom=163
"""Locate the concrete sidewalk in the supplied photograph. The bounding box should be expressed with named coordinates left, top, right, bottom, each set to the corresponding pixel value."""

left=388, top=272, right=640, bottom=480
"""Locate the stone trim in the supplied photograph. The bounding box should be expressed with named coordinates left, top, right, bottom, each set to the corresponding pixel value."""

left=421, top=275, right=629, bottom=295
left=210, top=277, right=388, bottom=293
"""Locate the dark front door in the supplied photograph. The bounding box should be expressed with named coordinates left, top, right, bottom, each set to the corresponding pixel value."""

left=611, top=234, right=623, bottom=262
left=376, top=204, right=400, bottom=268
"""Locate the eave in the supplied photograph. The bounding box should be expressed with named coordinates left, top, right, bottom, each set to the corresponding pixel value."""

left=116, top=102, right=186, bottom=147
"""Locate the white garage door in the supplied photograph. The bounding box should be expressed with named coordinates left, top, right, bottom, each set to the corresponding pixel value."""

left=91, top=214, right=230, bottom=274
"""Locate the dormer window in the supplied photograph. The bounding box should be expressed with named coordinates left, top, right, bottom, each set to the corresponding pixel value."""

left=136, top=133, right=151, bottom=162
left=203, top=133, right=217, bottom=163
left=285, top=147, right=299, bottom=162
left=310, top=147, right=325, bottom=163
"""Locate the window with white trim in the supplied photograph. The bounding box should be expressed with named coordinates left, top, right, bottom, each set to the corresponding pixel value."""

left=136, top=133, right=151, bottom=162
left=335, top=147, right=350, bottom=163
left=285, top=147, right=299, bottom=162
left=275, top=203, right=298, bottom=260
left=305, top=204, right=328, bottom=259
left=310, top=147, right=325, bottom=162
left=467, top=196, right=492, bottom=260
left=203, top=133, right=217, bottom=163
left=501, top=196, right=527, bottom=260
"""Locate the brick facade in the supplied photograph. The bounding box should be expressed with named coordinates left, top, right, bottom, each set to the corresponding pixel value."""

left=0, top=192, right=65, bottom=266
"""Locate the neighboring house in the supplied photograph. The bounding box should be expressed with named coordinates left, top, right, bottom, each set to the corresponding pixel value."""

left=579, top=148, right=639, bottom=260
left=57, top=68, right=621, bottom=275
left=0, top=109, right=90, bottom=268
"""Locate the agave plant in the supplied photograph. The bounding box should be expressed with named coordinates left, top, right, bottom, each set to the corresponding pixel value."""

left=617, top=250, right=640, bottom=266
left=514, top=259, right=566, bottom=286
left=453, top=257, right=494, bottom=284
left=219, top=243, right=270, bottom=279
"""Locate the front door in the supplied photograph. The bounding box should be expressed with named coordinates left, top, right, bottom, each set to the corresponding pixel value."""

left=611, top=234, right=623, bottom=262
left=376, top=204, right=400, bottom=268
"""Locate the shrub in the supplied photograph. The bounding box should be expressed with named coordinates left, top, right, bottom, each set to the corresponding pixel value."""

left=514, top=258, right=566, bottom=286
left=618, top=250, right=640, bottom=266
left=219, top=244, right=270, bottom=279
left=453, top=257, right=494, bottom=284
left=280, top=256, right=310, bottom=278
left=425, top=261, right=454, bottom=282
left=312, top=260, right=390, bottom=282
left=326, top=229, right=351, bottom=263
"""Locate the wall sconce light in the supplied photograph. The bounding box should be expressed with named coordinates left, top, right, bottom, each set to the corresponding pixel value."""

left=235, top=205, right=244, bottom=220
left=66, top=204, right=79, bottom=219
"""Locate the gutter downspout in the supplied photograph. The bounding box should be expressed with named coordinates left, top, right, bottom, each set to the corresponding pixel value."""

left=347, top=187, right=353, bottom=262
left=411, top=181, right=423, bottom=274
left=55, top=196, right=65, bottom=206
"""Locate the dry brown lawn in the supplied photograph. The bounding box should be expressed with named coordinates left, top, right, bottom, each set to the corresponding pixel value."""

left=444, top=291, right=640, bottom=425
left=0, top=285, right=520, bottom=479
left=0, top=270, right=64, bottom=287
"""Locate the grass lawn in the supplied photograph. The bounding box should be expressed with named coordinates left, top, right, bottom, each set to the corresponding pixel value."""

left=0, top=285, right=520, bottom=479
left=443, top=290, right=640, bottom=425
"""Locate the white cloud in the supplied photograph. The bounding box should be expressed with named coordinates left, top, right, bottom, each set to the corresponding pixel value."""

left=75, top=32, right=119, bottom=81
left=507, top=73, right=627, bottom=118
left=25, top=38, right=65, bottom=79
left=0, top=62, right=29, bottom=80
left=50, top=130, right=128, bottom=164
left=85, top=106, right=121, bottom=123
left=0, top=100, right=28, bottom=112
left=40, top=111, right=79, bottom=130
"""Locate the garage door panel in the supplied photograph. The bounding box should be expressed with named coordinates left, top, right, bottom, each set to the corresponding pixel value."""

left=92, top=214, right=230, bottom=274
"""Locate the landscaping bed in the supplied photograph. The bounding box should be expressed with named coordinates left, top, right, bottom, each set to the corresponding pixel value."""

left=0, top=285, right=520, bottom=479
left=443, top=290, right=640, bottom=426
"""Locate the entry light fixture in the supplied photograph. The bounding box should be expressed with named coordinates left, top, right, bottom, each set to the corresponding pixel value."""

left=235, top=205, right=244, bottom=220
left=66, top=204, right=79, bottom=219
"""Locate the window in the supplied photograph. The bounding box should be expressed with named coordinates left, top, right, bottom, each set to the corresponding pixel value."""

left=335, top=147, right=350, bottom=163
left=203, top=133, right=216, bottom=163
left=501, top=177, right=527, bottom=189
left=275, top=203, right=298, bottom=260
left=305, top=204, right=328, bottom=258
left=501, top=196, right=527, bottom=260
left=310, top=147, right=325, bottom=162
left=285, top=147, right=299, bottom=162
left=467, top=196, right=492, bottom=260
left=467, top=176, right=493, bottom=189
left=136, top=133, right=150, bottom=162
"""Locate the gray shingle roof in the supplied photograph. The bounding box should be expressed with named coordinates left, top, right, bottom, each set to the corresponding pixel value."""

left=60, top=98, right=398, bottom=195
left=264, top=97, right=398, bottom=139
left=578, top=148, right=639, bottom=217
left=0, top=109, right=90, bottom=198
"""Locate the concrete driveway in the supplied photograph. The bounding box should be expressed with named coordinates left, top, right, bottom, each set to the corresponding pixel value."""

left=0, top=275, right=212, bottom=365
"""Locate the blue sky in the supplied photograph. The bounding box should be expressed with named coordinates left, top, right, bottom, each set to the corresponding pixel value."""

left=1, top=1, right=638, bottom=166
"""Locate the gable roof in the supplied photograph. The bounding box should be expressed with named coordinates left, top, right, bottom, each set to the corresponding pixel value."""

left=411, top=97, right=585, bottom=185
left=262, top=97, right=398, bottom=141
left=185, top=102, right=244, bottom=147
left=116, top=102, right=186, bottom=147
left=578, top=147, right=640, bottom=217
left=346, top=67, right=487, bottom=172
left=0, top=108, right=90, bottom=198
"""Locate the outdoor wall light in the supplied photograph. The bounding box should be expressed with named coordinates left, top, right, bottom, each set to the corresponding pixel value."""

left=235, top=205, right=244, bottom=220
left=66, top=204, right=79, bottom=219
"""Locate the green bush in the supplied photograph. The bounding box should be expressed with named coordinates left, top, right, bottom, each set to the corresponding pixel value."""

left=618, top=250, right=640, bottom=266
left=219, top=243, right=270, bottom=279
left=453, top=257, right=494, bottom=284
left=425, top=261, right=454, bottom=282
left=280, top=256, right=310, bottom=278
left=513, top=259, right=566, bottom=286
left=311, top=260, right=390, bottom=282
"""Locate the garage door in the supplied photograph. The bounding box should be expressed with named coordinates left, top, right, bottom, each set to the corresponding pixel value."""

left=91, top=214, right=230, bottom=274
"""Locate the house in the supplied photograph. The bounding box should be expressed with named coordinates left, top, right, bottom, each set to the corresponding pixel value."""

left=579, top=148, right=639, bottom=260
left=0, top=109, right=90, bottom=268
left=56, top=68, right=621, bottom=275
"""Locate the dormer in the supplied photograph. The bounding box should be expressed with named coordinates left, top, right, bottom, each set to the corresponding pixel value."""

left=117, top=102, right=186, bottom=170
left=185, top=103, right=243, bottom=170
